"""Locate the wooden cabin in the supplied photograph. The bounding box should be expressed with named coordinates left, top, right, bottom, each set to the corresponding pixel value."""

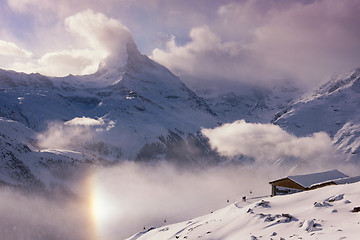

left=269, top=169, right=349, bottom=196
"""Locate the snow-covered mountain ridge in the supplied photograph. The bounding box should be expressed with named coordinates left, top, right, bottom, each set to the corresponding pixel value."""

left=1, top=27, right=360, bottom=188
left=0, top=37, right=223, bottom=188
left=274, top=68, right=360, bottom=162
left=0, top=117, right=97, bottom=190
left=0, top=39, right=219, bottom=160
left=194, top=81, right=302, bottom=124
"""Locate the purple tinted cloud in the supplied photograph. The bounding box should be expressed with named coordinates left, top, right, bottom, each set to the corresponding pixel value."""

left=152, top=0, right=360, bottom=89
left=1, top=0, right=360, bottom=90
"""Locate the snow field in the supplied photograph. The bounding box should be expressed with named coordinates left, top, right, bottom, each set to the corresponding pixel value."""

left=129, top=182, right=360, bottom=240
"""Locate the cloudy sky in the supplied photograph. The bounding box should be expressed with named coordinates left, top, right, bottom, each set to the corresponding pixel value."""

left=1, top=0, right=360, bottom=89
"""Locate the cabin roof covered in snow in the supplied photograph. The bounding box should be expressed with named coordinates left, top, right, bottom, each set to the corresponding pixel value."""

left=270, top=169, right=349, bottom=189
left=333, top=176, right=360, bottom=185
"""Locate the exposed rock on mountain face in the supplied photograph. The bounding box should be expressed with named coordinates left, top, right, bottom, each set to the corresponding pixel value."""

left=194, top=81, right=301, bottom=124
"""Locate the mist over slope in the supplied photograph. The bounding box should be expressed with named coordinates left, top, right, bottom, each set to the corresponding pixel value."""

left=0, top=33, right=220, bottom=162
left=274, top=68, right=360, bottom=162
left=0, top=28, right=220, bottom=189
left=191, top=80, right=302, bottom=124
left=1, top=34, right=360, bottom=188
left=0, top=117, right=96, bottom=190
left=0, top=9, right=360, bottom=222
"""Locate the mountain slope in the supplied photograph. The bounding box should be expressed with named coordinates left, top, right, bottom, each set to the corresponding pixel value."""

left=128, top=181, right=360, bottom=240
left=0, top=118, right=97, bottom=189
left=274, top=68, right=360, bottom=162
left=1, top=29, right=360, bottom=188
left=194, top=81, right=302, bottom=124
left=0, top=37, right=220, bottom=168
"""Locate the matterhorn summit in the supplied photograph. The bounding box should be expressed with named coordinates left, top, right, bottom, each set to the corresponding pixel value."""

left=0, top=27, right=220, bottom=190
left=94, top=31, right=144, bottom=81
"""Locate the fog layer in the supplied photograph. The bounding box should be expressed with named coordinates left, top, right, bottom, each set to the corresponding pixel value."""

left=0, top=162, right=276, bottom=240
left=4, top=120, right=360, bottom=240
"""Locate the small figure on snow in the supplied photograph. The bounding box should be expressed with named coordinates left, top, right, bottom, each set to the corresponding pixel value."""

left=242, top=196, right=247, bottom=202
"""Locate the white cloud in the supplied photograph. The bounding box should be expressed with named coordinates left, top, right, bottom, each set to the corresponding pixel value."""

left=38, top=50, right=102, bottom=75
left=249, top=0, right=360, bottom=86
left=88, top=161, right=270, bottom=238
left=151, top=25, right=252, bottom=83
left=151, top=0, right=360, bottom=90
left=38, top=117, right=115, bottom=150
left=0, top=161, right=273, bottom=240
left=3, top=9, right=134, bottom=77
left=10, top=49, right=104, bottom=76
left=37, top=122, right=94, bottom=150
left=0, top=40, right=32, bottom=58
left=64, top=9, right=134, bottom=72
left=202, top=120, right=340, bottom=169
left=3, top=0, right=360, bottom=86
left=65, top=117, right=105, bottom=127
left=65, top=9, right=131, bottom=55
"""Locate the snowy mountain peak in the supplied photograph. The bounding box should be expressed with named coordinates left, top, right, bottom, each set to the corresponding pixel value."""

left=87, top=34, right=183, bottom=90
left=0, top=31, right=220, bottom=165
left=317, top=67, right=360, bottom=95
left=96, top=36, right=142, bottom=76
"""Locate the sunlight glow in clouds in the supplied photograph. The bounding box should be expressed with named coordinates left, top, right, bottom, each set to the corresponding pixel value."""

left=4, top=9, right=131, bottom=77
left=1, top=0, right=360, bottom=87
left=65, top=9, right=131, bottom=56
left=84, top=162, right=273, bottom=239
left=90, top=172, right=124, bottom=240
